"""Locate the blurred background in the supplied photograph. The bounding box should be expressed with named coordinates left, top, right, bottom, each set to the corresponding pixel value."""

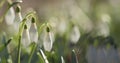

left=0, top=0, right=120, bottom=63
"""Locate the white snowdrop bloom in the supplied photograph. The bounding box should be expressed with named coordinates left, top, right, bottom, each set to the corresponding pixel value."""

left=43, top=27, right=53, bottom=52
left=29, top=18, right=38, bottom=43
left=86, top=45, right=97, bottom=63
left=5, top=7, right=15, bottom=25
left=21, top=25, right=31, bottom=47
left=70, top=26, right=80, bottom=44
left=12, top=6, right=23, bottom=33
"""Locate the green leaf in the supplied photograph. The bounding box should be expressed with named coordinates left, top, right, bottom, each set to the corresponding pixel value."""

left=28, top=42, right=37, bottom=63
left=0, top=38, right=13, bottom=52
left=37, top=52, right=45, bottom=63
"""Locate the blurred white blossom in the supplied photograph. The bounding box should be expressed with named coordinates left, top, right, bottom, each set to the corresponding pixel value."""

left=29, top=22, right=38, bottom=43
left=70, top=26, right=80, bottom=44
left=97, top=22, right=109, bottom=37
left=5, top=7, right=15, bottom=25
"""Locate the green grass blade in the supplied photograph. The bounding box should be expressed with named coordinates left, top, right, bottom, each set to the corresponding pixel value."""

left=0, top=38, right=13, bottom=52
left=28, top=42, right=37, bottom=63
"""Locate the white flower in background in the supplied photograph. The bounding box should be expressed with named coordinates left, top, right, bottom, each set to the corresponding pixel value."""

left=43, top=26, right=53, bottom=52
left=21, top=24, right=31, bottom=47
left=70, top=25, right=80, bottom=44
left=57, top=20, right=67, bottom=36
left=97, top=22, right=109, bottom=37
left=5, top=7, right=15, bottom=25
left=29, top=18, right=38, bottom=43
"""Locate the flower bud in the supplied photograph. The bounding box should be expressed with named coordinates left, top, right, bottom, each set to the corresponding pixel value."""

left=21, top=24, right=31, bottom=47
left=29, top=18, right=38, bottom=43
left=70, top=26, right=80, bottom=44
left=43, top=27, right=53, bottom=52
left=5, top=7, right=15, bottom=25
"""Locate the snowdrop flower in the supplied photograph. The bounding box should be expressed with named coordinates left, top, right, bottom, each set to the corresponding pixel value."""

left=21, top=24, right=31, bottom=47
left=70, top=25, right=80, bottom=44
left=43, top=26, right=53, bottom=52
left=29, top=18, right=38, bottom=43
left=5, top=7, right=15, bottom=25
left=13, top=6, right=23, bottom=33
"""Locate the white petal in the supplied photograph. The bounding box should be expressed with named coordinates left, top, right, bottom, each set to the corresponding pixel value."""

left=5, top=7, right=15, bottom=25
left=29, top=23, right=38, bottom=43
left=21, top=29, right=31, bottom=47
left=70, top=26, right=80, bottom=43
left=43, top=32, right=53, bottom=52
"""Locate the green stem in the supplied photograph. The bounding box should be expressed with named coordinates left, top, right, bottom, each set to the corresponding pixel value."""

left=28, top=42, right=36, bottom=63
left=17, top=35, right=21, bottom=63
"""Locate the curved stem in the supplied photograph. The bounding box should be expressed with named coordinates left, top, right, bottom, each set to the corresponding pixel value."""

left=17, top=35, right=21, bottom=63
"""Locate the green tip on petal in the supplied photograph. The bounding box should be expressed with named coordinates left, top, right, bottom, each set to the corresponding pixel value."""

left=15, top=6, right=21, bottom=13
left=24, top=24, right=27, bottom=29
left=31, top=17, right=35, bottom=23
left=46, top=26, right=50, bottom=32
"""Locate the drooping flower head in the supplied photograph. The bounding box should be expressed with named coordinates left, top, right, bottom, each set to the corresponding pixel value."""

left=21, top=24, right=31, bottom=47
left=43, top=25, right=54, bottom=52
left=29, top=17, right=38, bottom=43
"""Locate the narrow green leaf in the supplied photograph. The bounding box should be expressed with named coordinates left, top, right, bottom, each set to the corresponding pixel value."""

left=37, top=52, right=45, bottom=63
left=0, top=38, right=13, bottom=52
left=28, top=42, right=37, bottom=63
